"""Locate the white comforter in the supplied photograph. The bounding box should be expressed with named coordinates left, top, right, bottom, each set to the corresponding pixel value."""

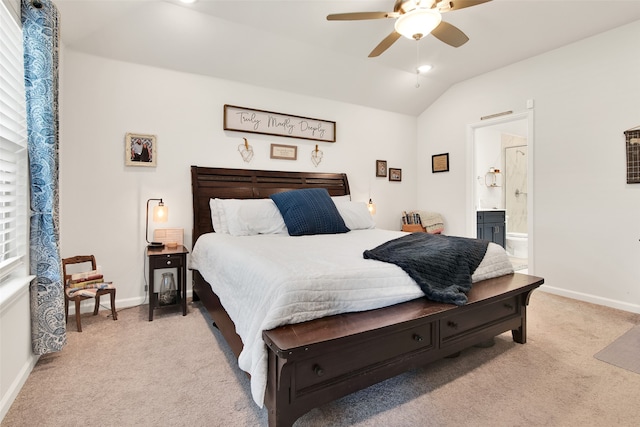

left=189, top=229, right=513, bottom=407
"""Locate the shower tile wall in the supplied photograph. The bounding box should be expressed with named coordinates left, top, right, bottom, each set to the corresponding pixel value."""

left=502, top=135, right=527, bottom=234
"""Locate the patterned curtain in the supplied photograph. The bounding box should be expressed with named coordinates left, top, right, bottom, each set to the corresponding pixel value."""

left=22, top=0, right=66, bottom=355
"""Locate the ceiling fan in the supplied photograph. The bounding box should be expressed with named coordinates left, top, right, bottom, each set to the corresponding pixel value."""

left=327, top=0, right=492, bottom=57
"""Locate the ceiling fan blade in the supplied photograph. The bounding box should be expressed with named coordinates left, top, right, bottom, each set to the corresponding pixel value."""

left=431, top=21, right=469, bottom=47
left=368, top=31, right=402, bottom=57
left=443, top=0, right=492, bottom=12
left=327, top=12, right=393, bottom=21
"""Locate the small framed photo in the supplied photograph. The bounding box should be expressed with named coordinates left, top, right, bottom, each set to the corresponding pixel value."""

left=125, top=133, right=156, bottom=167
left=270, top=143, right=297, bottom=160
left=389, top=168, right=402, bottom=182
left=376, top=160, right=387, bottom=177
left=432, top=153, right=449, bottom=173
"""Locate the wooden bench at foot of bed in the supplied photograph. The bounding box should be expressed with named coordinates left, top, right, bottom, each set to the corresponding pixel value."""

left=260, top=272, right=543, bottom=427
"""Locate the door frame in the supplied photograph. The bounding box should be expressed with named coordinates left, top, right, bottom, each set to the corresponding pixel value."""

left=466, top=109, right=535, bottom=273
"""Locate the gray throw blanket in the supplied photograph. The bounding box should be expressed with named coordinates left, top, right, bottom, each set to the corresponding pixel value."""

left=363, top=233, right=489, bottom=305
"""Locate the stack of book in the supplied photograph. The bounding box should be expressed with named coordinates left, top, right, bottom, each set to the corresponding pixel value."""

left=67, top=269, right=111, bottom=296
left=401, top=211, right=426, bottom=233
left=401, top=210, right=444, bottom=234
left=402, top=211, right=423, bottom=226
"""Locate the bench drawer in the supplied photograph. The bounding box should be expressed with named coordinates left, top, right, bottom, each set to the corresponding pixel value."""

left=294, top=321, right=435, bottom=393
left=440, top=296, right=519, bottom=344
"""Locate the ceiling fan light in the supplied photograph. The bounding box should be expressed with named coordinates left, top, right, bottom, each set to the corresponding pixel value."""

left=417, top=64, right=433, bottom=74
left=394, top=9, right=442, bottom=40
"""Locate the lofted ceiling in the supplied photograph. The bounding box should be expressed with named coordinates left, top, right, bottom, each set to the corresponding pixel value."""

left=54, top=0, right=640, bottom=116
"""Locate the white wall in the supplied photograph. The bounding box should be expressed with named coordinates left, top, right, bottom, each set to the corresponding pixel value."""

left=59, top=50, right=417, bottom=309
left=474, top=127, right=503, bottom=210
left=0, top=279, right=37, bottom=421
left=417, top=20, right=640, bottom=313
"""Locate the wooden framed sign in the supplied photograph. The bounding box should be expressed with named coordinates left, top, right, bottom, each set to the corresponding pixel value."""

left=376, top=160, right=387, bottom=177
left=432, top=153, right=449, bottom=173
left=224, top=104, right=336, bottom=142
left=270, top=144, right=297, bottom=160
left=389, top=168, right=402, bottom=182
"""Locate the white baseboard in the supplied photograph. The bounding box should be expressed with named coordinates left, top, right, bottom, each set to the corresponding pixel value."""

left=67, top=291, right=193, bottom=315
left=0, top=353, right=38, bottom=422
left=0, top=276, right=35, bottom=423
left=540, top=284, right=640, bottom=314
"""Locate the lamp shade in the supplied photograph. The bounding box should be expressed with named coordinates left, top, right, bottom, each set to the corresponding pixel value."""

left=153, top=203, right=168, bottom=222
left=394, top=8, right=442, bottom=40
left=367, top=198, right=376, bottom=216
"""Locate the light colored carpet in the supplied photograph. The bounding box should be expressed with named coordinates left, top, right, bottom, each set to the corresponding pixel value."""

left=594, top=325, right=640, bottom=374
left=2, top=290, right=640, bottom=427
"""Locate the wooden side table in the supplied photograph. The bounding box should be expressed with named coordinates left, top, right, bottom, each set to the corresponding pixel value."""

left=146, top=245, right=189, bottom=321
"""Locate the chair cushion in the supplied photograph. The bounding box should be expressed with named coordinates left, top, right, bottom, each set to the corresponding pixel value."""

left=66, top=283, right=115, bottom=298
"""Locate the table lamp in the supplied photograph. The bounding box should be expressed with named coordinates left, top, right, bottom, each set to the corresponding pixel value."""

left=146, top=198, right=168, bottom=248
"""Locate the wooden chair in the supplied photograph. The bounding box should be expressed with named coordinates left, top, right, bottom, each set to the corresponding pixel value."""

left=61, top=255, right=117, bottom=332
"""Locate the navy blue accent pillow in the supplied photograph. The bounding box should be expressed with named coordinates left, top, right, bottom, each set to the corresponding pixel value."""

left=270, top=188, right=350, bottom=236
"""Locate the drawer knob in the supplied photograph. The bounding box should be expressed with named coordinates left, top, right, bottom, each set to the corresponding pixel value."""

left=313, top=364, right=325, bottom=377
left=166, top=261, right=172, bottom=265
left=503, top=303, right=514, bottom=310
left=413, top=334, right=423, bottom=342
left=447, top=320, right=458, bottom=329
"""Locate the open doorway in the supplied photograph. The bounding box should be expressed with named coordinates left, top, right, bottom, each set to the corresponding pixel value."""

left=467, top=111, right=534, bottom=273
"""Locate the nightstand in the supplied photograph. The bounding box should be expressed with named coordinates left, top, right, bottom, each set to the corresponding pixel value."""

left=146, top=245, right=189, bottom=321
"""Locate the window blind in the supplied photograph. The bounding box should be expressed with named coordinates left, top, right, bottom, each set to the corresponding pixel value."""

left=0, top=0, right=28, bottom=280
left=1, top=0, right=20, bottom=27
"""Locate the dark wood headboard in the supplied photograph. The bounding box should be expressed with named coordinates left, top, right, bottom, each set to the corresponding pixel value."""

left=191, top=166, right=350, bottom=244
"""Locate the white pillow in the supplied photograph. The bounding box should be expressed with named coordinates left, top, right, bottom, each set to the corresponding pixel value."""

left=219, top=198, right=288, bottom=236
left=209, top=198, right=230, bottom=234
left=334, top=200, right=375, bottom=230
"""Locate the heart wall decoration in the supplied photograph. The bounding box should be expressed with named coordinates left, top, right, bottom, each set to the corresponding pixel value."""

left=238, top=138, right=254, bottom=163
left=311, top=144, right=323, bottom=167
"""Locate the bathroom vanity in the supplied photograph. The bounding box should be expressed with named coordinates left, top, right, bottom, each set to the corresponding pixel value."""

left=477, top=210, right=506, bottom=248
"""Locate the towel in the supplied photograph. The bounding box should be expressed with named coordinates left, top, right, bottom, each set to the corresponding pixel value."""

left=418, top=210, right=444, bottom=234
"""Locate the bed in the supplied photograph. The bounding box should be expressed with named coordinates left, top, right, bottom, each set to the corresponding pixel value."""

left=190, top=166, right=544, bottom=427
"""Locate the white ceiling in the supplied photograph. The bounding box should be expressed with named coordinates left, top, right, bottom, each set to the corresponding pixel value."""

left=54, top=0, right=640, bottom=116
